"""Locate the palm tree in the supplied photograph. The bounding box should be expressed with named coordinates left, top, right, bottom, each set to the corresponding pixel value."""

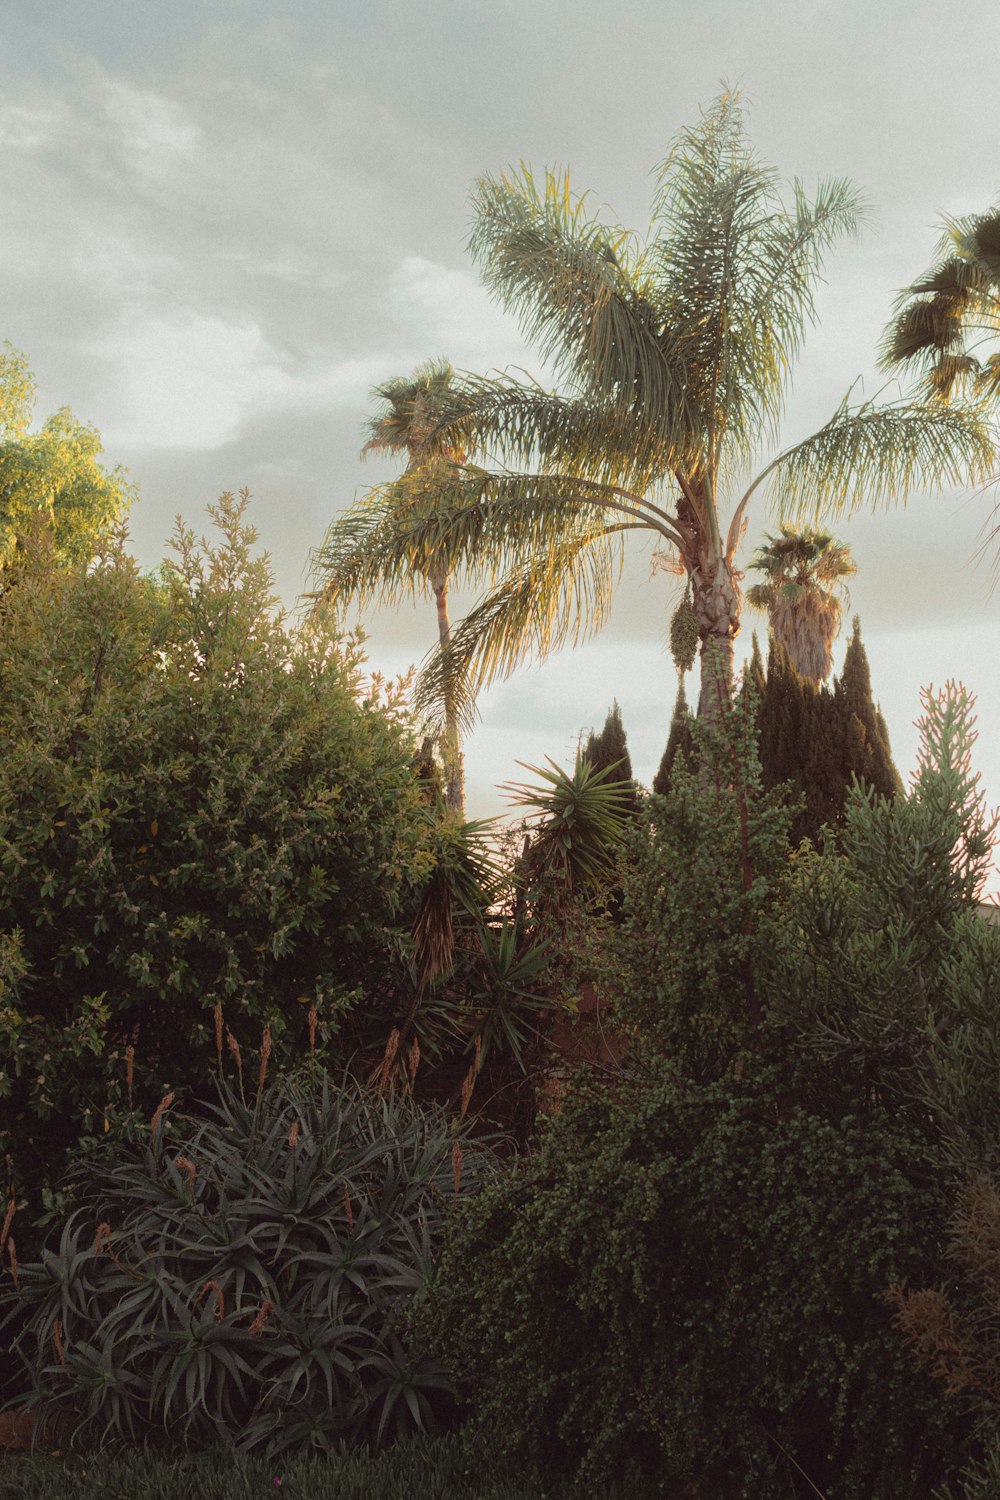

left=315, top=92, right=992, bottom=727
left=321, top=358, right=469, bottom=810
left=883, top=207, right=1000, bottom=400
left=745, top=526, right=855, bottom=685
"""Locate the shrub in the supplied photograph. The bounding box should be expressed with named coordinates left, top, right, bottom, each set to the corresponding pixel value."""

left=615, top=687, right=792, bottom=1079
left=0, top=495, right=432, bottom=1226
left=0, top=1068, right=490, bottom=1456
left=425, top=1062, right=968, bottom=1498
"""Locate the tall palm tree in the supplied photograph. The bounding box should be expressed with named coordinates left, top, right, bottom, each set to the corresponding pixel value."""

left=745, top=526, right=855, bottom=685
left=323, top=358, right=469, bottom=810
left=315, top=92, right=992, bottom=727
left=883, top=207, right=1000, bottom=400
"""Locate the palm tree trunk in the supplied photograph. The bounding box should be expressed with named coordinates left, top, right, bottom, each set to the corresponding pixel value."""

left=690, top=555, right=741, bottom=721
left=431, top=565, right=465, bottom=814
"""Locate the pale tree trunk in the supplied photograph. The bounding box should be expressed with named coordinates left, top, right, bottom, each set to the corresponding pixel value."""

left=430, top=565, right=465, bottom=815
left=690, top=553, right=741, bottom=721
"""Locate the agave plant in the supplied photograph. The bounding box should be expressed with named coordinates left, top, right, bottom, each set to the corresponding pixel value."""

left=0, top=1068, right=490, bottom=1457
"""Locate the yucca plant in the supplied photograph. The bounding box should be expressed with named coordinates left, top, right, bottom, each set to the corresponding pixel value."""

left=0, top=1068, right=490, bottom=1457
left=504, top=753, right=634, bottom=906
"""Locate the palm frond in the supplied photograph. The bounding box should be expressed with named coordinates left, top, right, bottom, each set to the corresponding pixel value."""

left=469, top=165, right=693, bottom=446
left=423, top=373, right=676, bottom=494
left=652, top=89, right=864, bottom=463
left=762, top=395, right=995, bottom=518
left=361, top=358, right=464, bottom=463
left=414, top=527, right=624, bottom=734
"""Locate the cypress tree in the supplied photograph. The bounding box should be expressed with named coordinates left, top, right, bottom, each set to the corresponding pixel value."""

left=834, top=617, right=902, bottom=802
left=653, top=682, right=695, bottom=796
left=584, top=701, right=641, bottom=814
left=584, top=700, right=633, bottom=781
left=757, top=616, right=901, bottom=845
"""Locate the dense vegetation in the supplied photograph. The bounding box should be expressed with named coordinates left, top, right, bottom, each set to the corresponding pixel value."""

left=4, top=92, right=1000, bottom=1500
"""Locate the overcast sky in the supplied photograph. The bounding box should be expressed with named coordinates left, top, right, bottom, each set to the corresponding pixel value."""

left=4, top=0, right=1000, bottom=845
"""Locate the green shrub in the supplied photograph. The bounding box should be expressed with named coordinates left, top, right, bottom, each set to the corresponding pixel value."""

left=1, top=1068, right=490, bottom=1456
left=616, top=687, right=792, bottom=1079
left=426, top=1062, right=969, bottom=1498
left=0, top=495, right=433, bottom=1226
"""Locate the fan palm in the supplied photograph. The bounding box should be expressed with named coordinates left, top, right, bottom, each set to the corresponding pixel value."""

left=325, top=358, right=469, bottom=810
left=745, top=526, right=855, bottom=684
left=314, top=92, right=992, bottom=727
left=882, top=207, right=1000, bottom=400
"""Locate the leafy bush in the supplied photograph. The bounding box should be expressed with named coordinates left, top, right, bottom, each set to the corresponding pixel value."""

left=0, top=495, right=433, bottom=1225
left=1, top=1068, right=490, bottom=1456
left=425, top=1063, right=968, bottom=1498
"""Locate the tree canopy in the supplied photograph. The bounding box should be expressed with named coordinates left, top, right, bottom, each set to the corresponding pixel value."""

left=0, top=344, right=134, bottom=569
left=329, top=91, right=992, bottom=729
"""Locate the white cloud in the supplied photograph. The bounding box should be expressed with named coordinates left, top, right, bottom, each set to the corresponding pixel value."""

left=386, top=256, right=533, bottom=375
left=92, top=313, right=292, bottom=450
left=99, top=79, right=201, bottom=157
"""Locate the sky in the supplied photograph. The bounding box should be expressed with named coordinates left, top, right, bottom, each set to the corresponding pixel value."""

left=3, top=0, right=1000, bottom=840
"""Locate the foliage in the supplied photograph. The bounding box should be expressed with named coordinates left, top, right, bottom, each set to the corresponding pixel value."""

left=425, top=1061, right=965, bottom=1497
left=757, top=619, right=901, bottom=846
left=0, top=344, right=134, bottom=570
left=314, top=358, right=476, bottom=809
left=651, top=679, right=695, bottom=795
left=0, top=1070, right=491, bottom=1457
left=768, top=681, right=996, bottom=1113
left=351, top=90, right=992, bottom=723
left=618, top=687, right=792, bottom=1075
left=503, top=753, right=635, bottom=909
left=582, top=701, right=639, bottom=813
left=0, top=1433, right=629, bottom=1500
left=0, top=495, right=432, bottom=1229
left=882, top=206, right=1000, bottom=401
left=745, top=525, right=855, bottom=684
left=851, top=687, right=1000, bottom=1498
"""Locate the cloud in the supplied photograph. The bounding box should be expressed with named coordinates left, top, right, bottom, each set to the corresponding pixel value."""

left=386, top=256, right=530, bottom=374
left=91, top=313, right=293, bottom=450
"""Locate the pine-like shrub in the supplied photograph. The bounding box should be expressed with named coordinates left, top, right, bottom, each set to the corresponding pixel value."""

left=0, top=1068, right=490, bottom=1456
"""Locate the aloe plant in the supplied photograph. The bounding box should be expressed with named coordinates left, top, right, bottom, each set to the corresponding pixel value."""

left=0, top=1068, right=490, bottom=1457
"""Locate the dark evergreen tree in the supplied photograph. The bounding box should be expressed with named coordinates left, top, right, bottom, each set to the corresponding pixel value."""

left=835, top=617, right=902, bottom=803
left=757, top=617, right=901, bottom=846
left=652, top=682, right=695, bottom=796
left=583, top=700, right=641, bottom=812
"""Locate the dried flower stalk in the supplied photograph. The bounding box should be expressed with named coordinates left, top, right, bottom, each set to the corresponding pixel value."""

left=150, top=1092, right=175, bottom=1143
left=258, top=1024, right=273, bottom=1092
left=249, top=1299, right=274, bottom=1336
left=200, top=1279, right=225, bottom=1321
left=0, top=1196, right=15, bottom=1253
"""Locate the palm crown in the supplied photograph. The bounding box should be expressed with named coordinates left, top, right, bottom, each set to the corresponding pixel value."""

left=745, top=526, right=855, bottom=684
left=313, top=91, right=992, bottom=729
left=882, top=208, right=1000, bottom=401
